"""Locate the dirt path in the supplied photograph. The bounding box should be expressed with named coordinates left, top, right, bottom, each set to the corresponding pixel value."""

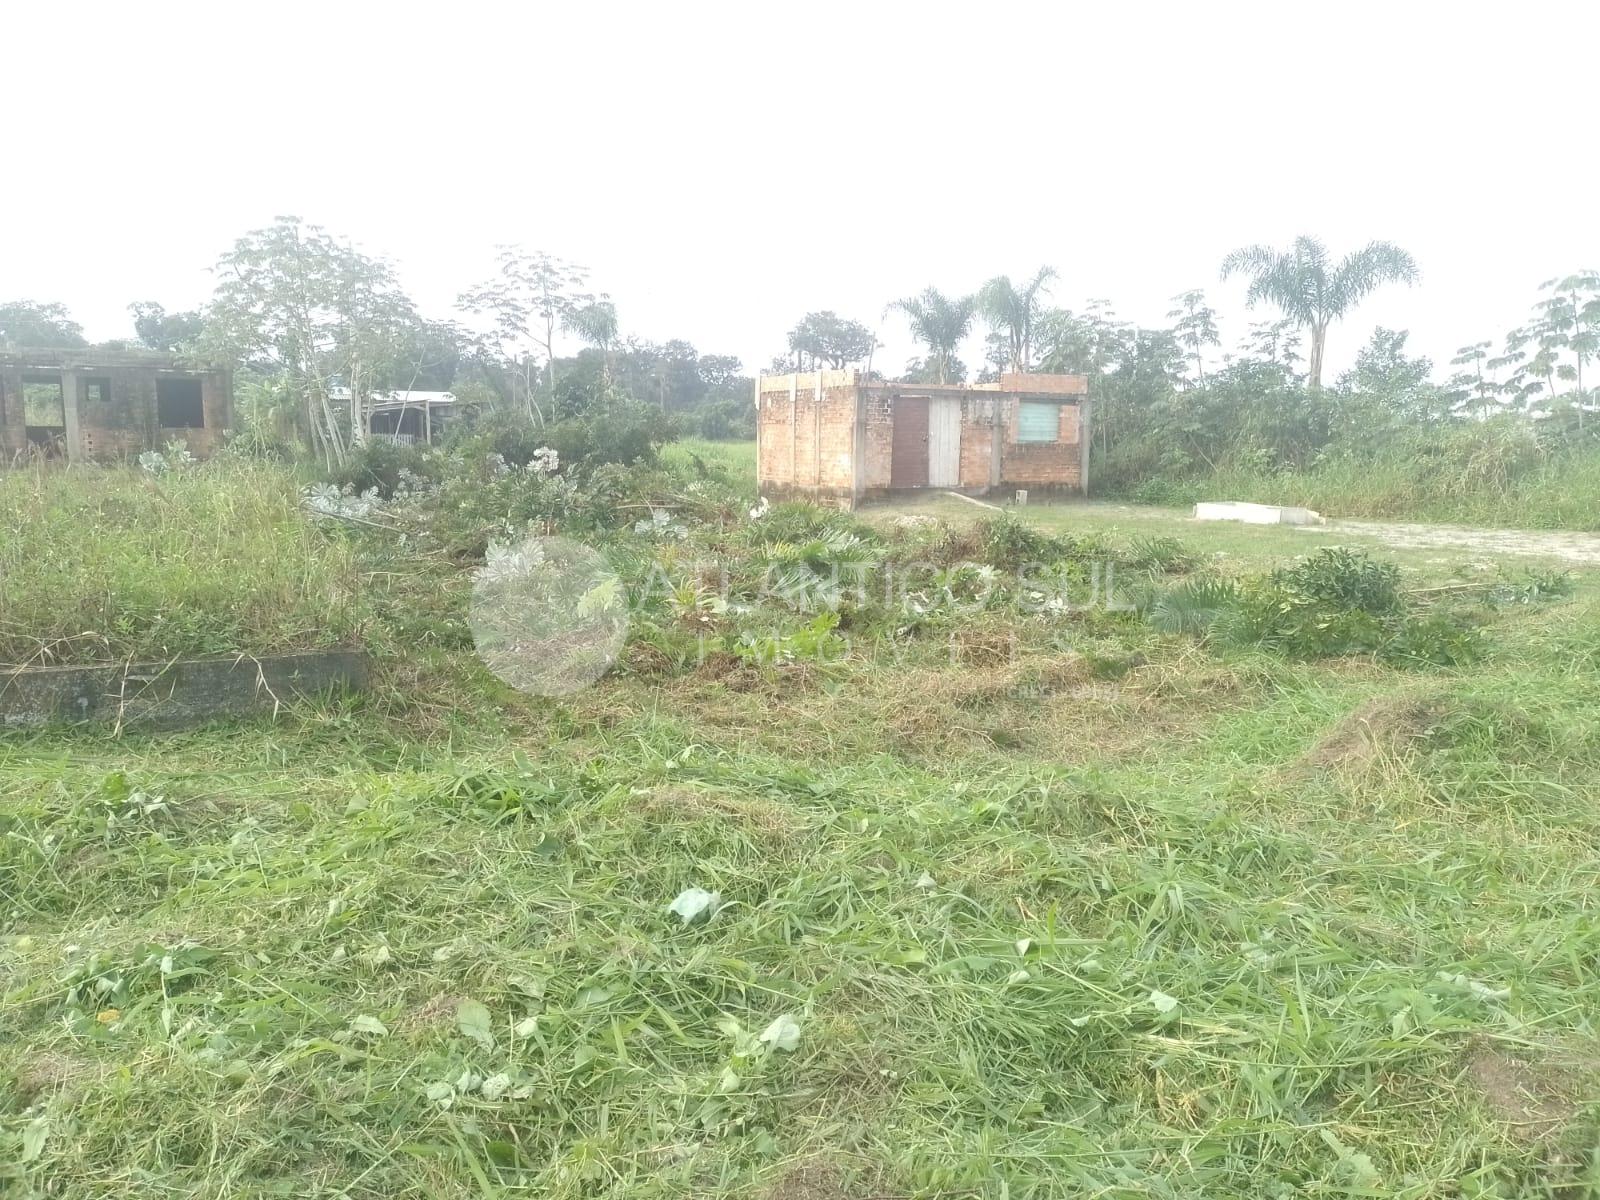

left=1295, top=518, right=1600, bottom=564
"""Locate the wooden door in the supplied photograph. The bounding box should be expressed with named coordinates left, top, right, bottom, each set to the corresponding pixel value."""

left=927, top=397, right=961, bottom=487
left=890, top=396, right=929, bottom=487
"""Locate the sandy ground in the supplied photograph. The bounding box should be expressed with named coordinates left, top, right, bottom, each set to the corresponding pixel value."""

left=1295, top=518, right=1600, bottom=563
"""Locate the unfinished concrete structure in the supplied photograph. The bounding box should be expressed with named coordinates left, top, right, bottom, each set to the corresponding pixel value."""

left=0, top=349, right=233, bottom=463
left=756, top=370, right=1089, bottom=508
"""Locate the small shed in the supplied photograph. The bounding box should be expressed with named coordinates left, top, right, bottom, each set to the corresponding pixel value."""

left=365, top=389, right=457, bottom=444
left=756, top=370, right=1089, bottom=508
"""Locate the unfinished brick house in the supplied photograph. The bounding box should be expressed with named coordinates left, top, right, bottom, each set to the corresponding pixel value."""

left=0, top=349, right=233, bottom=464
left=756, top=370, right=1089, bottom=508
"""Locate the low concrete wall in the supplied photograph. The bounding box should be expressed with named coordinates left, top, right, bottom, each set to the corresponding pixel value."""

left=0, top=651, right=368, bottom=731
left=1194, top=501, right=1323, bottom=526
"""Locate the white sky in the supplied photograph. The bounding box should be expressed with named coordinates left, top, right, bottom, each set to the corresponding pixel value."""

left=6, top=2, right=1597, bottom=383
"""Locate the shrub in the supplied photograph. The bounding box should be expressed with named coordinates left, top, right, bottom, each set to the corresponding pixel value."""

left=328, top=438, right=440, bottom=497
left=743, top=502, right=878, bottom=548
left=1226, top=547, right=1477, bottom=666
left=539, top=400, right=677, bottom=469
left=692, top=398, right=757, bottom=441
left=975, top=514, right=1111, bottom=569
left=1380, top=612, right=1482, bottom=667
left=1122, top=535, right=1196, bottom=573
left=1130, top=477, right=1201, bottom=507
left=1143, top=575, right=1239, bottom=637
left=1233, top=548, right=1402, bottom=658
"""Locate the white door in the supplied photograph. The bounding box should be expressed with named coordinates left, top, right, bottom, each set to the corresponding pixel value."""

left=927, top=397, right=961, bottom=487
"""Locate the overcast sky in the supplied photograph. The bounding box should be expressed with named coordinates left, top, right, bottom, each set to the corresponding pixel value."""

left=7, top=2, right=1597, bottom=383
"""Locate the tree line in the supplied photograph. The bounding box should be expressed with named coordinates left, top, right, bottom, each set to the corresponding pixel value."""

left=4, top=224, right=1597, bottom=484
left=0, top=217, right=759, bottom=465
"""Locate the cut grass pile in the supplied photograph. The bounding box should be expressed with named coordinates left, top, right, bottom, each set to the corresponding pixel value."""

left=0, top=461, right=366, bottom=665
left=4, top=455, right=1600, bottom=1197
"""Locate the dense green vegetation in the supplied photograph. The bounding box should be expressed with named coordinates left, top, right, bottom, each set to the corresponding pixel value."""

left=8, top=229, right=1599, bottom=530
left=0, top=460, right=366, bottom=664
left=6, top=221, right=1600, bottom=1197
left=5, top=440, right=1600, bottom=1197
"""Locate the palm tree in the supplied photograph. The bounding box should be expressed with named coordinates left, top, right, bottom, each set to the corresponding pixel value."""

left=977, top=267, right=1057, bottom=373
left=885, top=287, right=976, bottom=384
left=1220, top=236, right=1419, bottom=389
left=564, top=299, right=619, bottom=385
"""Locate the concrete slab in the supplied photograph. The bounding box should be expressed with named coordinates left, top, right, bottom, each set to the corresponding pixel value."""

left=1194, top=501, right=1323, bottom=526
left=0, top=650, right=368, bottom=730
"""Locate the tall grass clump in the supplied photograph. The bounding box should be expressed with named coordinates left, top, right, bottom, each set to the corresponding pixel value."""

left=0, top=461, right=366, bottom=664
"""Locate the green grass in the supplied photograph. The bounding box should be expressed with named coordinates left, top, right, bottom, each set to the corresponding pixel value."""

left=662, top=437, right=757, bottom=479
left=5, top=459, right=1600, bottom=1198
left=0, top=460, right=367, bottom=664
left=1119, top=450, right=1600, bottom=532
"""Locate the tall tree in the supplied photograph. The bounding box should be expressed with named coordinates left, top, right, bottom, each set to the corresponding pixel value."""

left=1532, top=271, right=1600, bottom=429
left=1447, top=341, right=1496, bottom=416
left=885, top=287, right=975, bottom=384
left=206, top=216, right=420, bottom=465
left=1241, top=318, right=1304, bottom=374
left=1220, top=235, right=1419, bottom=389
left=128, top=302, right=205, bottom=352
left=457, top=249, right=591, bottom=423
left=785, top=311, right=876, bottom=370
left=563, top=299, right=620, bottom=386
left=0, top=300, right=87, bottom=349
left=977, top=266, right=1057, bottom=373
left=1165, top=289, right=1221, bottom=385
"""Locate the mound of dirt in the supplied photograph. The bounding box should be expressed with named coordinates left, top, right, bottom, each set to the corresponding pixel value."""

left=1301, top=691, right=1450, bottom=773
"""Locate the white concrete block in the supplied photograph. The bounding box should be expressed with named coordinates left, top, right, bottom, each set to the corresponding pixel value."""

left=1194, top=501, right=1323, bottom=526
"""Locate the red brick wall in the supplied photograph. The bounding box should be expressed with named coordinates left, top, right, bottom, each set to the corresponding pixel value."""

left=999, top=399, right=1084, bottom=490
left=863, top=391, right=894, bottom=490
left=757, top=371, right=860, bottom=500
left=958, top=396, right=997, bottom=487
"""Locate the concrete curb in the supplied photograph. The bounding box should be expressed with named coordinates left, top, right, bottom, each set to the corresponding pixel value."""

left=0, top=650, right=369, bottom=731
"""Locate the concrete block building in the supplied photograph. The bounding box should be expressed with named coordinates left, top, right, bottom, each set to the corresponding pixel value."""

left=756, top=370, right=1089, bottom=508
left=0, top=349, right=233, bottom=463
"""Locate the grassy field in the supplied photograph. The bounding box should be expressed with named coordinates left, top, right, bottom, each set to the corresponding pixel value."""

left=4, top=445, right=1600, bottom=1198
left=0, top=460, right=368, bottom=665
left=1108, top=446, right=1600, bottom=533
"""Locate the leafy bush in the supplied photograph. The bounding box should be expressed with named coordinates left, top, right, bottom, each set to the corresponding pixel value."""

left=1130, top=476, right=1201, bottom=507
left=1491, top=566, right=1575, bottom=605
left=1380, top=612, right=1482, bottom=667
left=1143, top=575, right=1239, bottom=637
left=974, top=514, right=1112, bottom=569
left=1233, top=548, right=1402, bottom=658
left=328, top=437, right=440, bottom=497
left=742, top=502, right=878, bottom=548
left=1122, top=535, right=1196, bottom=573
left=1226, top=547, right=1477, bottom=666
left=453, top=401, right=676, bottom=471
left=691, top=398, right=756, bottom=441
left=539, top=400, right=677, bottom=468
left=735, top=612, right=849, bottom=665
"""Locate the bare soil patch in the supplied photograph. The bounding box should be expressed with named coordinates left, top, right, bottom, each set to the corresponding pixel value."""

left=1462, top=1039, right=1592, bottom=1142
